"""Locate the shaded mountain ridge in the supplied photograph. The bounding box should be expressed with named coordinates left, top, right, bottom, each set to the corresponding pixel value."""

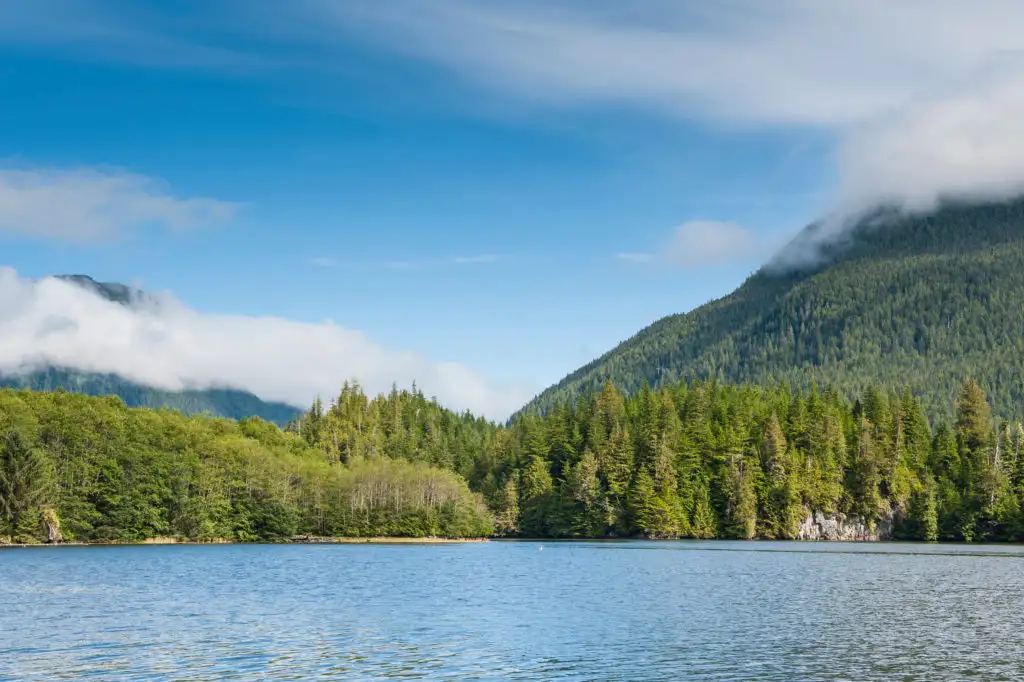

left=522, top=197, right=1024, bottom=421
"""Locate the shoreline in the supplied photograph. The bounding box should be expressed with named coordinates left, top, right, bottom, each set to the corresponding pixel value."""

left=0, top=536, right=490, bottom=548
left=290, top=536, right=489, bottom=545
left=3, top=537, right=1019, bottom=549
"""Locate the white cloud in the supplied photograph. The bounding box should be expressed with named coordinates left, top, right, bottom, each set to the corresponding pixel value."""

left=0, top=167, right=238, bottom=243
left=0, top=268, right=533, bottom=420
left=385, top=254, right=505, bottom=271
left=620, top=221, right=760, bottom=270
left=664, top=221, right=758, bottom=269
left=310, top=254, right=504, bottom=271
left=835, top=58, right=1024, bottom=214
left=308, top=0, right=1024, bottom=228
left=309, top=1, right=1024, bottom=124
left=615, top=252, right=655, bottom=264
left=9, top=2, right=1024, bottom=243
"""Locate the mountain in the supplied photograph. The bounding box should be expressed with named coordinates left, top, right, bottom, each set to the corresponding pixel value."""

left=55, top=274, right=138, bottom=305
left=522, top=198, right=1024, bottom=421
left=1, top=275, right=302, bottom=424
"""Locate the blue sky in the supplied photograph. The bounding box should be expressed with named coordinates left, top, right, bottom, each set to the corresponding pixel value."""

left=0, top=1, right=1019, bottom=418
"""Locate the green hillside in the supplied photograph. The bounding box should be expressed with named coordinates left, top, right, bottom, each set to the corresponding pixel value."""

left=0, top=275, right=302, bottom=424
left=0, top=369, right=301, bottom=424
left=522, top=199, right=1024, bottom=421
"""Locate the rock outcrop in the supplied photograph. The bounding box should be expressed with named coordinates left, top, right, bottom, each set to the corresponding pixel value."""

left=43, top=507, right=63, bottom=544
left=797, top=509, right=893, bottom=541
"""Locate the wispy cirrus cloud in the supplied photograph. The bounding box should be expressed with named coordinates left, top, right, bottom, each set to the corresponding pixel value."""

left=387, top=253, right=504, bottom=270
left=614, top=252, right=655, bottom=264
left=310, top=1, right=1024, bottom=221
left=0, top=0, right=277, bottom=72
left=311, top=253, right=506, bottom=271
left=0, top=165, right=239, bottom=243
left=9, top=2, right=1024, bottom=243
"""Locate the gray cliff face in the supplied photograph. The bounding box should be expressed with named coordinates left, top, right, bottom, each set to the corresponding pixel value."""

left=797, top=509, right=893, bottom=541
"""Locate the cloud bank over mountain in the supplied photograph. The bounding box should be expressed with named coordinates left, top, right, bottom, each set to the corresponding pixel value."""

left=0, top=269, right=532, bottom=420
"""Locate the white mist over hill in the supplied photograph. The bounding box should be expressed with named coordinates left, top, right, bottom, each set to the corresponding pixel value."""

left=0, top=268, right=531, bottom=420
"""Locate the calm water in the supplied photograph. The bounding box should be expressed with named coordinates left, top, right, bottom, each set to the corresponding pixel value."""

left=2, top=541, right=1024, bottom=680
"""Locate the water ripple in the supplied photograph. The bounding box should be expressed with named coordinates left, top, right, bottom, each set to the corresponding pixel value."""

left=2, top=541, right=1024, bottom=679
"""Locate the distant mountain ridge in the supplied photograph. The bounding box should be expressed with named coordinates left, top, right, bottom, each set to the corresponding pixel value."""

left=0, top=274, right=302, bottom=424
left=520, top=197, right=1024, bottom=421
left=55, top=274, right=138, bottom=305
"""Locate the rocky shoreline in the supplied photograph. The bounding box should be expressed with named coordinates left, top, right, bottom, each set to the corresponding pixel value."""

left=796, top=510, right=895, bottom=542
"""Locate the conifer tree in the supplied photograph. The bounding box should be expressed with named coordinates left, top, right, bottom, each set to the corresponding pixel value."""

left=492, top=477, right=520, bottom=537
left=0, top=429, right=50, bottom=542
left=518, top=456, right=553, bottom=537
left=563, top=450, right=606, bottom=537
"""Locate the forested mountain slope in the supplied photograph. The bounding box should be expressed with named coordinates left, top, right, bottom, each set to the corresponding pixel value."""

left=0, top=369, right=301, bottom=425
left=0, top=275, right=301, bottom=424
left=522, top=199, right=1024, bottom=421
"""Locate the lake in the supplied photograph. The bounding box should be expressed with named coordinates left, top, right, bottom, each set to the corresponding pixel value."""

left=2, top=541, right=1022, bottom=680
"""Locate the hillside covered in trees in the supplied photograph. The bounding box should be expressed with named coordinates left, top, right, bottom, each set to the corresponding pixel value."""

left=6, top=372, right=1014, bottom=544
left=522, top=198, right=1024, bottom=422
left=0, top=368, right=301, bottom=425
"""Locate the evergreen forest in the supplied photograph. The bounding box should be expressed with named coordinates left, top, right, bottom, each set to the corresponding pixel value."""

left=0, top=388, right=491, bottom=544
left=4, top=375, right=1023, bottom=544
